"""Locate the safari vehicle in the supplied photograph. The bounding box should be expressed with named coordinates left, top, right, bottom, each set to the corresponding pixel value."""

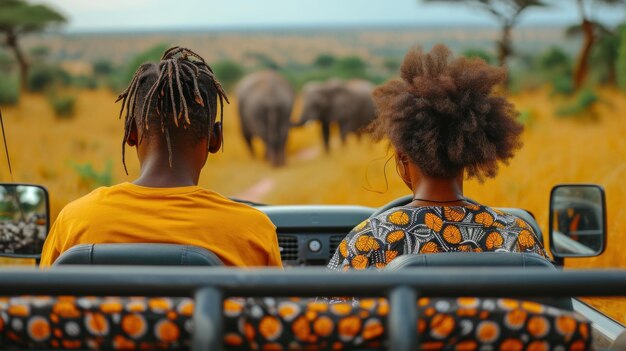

left=0, top=182, right=624, bottom=351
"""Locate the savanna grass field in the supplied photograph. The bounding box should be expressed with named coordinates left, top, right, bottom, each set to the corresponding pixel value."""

left=1, top=27, right=626, bottom=322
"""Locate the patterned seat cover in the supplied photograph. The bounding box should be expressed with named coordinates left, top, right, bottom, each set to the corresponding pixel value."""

left=0, top=296, right=590, bottom=350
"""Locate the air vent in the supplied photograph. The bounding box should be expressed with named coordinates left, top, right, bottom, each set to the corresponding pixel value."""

left=329, top=235, right=344, bottom=259
left=278, top=235, right=298, bottom=261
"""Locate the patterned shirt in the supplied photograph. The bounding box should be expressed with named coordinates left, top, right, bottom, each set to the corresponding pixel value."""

left=328, top=200, right=548, bottom=271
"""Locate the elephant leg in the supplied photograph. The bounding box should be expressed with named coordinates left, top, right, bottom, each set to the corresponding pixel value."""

left=242, top=132, right=254, bottom=157
left=339, top=125, right=349, bottom=145
left=321, top=119, right=331, bottom=153
left=239, top=112, right=255, bottom=157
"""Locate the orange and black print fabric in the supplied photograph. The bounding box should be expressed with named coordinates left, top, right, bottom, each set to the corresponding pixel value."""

left=0, top=296, right=590, bottom=350
left=328, top=200, right=548, bottom=271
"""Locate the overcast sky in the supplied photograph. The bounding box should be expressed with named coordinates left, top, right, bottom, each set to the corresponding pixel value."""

left=34, top=0, right=626, bottom=32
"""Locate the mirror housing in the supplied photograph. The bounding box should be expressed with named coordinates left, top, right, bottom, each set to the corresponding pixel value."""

left=549, top=184, right=606, bottom=258
left=0, top=183, right=49, bottom=259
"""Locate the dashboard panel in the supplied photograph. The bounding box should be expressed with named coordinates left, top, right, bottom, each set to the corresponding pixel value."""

left=257, top=205, right=375, bottom=266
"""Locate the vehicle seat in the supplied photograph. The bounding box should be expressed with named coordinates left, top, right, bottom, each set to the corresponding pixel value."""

left=385, top=252, right=555, bottom=270
left=53, top=243, right=224, bottom=266
left=385, top=252, right=572, bottom=310
left=497, top=207, right=543, bottom=243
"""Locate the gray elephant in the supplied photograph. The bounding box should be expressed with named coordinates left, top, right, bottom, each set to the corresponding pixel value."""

left=236, top=71, right=294, bottom=167
left=294, top=79, right=376, bottom=152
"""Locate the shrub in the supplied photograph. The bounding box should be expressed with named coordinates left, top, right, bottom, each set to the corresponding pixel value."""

left=536, top=47, right=574, bottom=96
left=48, top=94, right=76, bottom=119
left=462, top=48, right=495, bottom=64
left=72, top=74, right=98, bottom=90
left=335, top=56, right=367, bottom=79
left=538, top=47, right=571, bottom=72
left=518, top=109, right=535, bottom=126
left=72, top=160, right=113, bottom=190
left=0, top=72, right=19, bottom=105
left=212, top=60, right=245, bottom=91
left=27, top=64, right=71, bottom=92
left=92, top=59, right=114, bottom=76
left=550, top=74, right=575, bottom=96
left=313, top=54, right=335, bottom=68
left=556, top=88, right=600, bottom=119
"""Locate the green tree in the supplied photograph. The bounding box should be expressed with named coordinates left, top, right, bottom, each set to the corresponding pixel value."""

left=335, top=56, right=367, bottom=78
left=618, top=25, right=626, bottom=91
left=314, top=54, right=336, bottom=68
left=92, top=59, right=114, bottom=76
left=568, top=0, right=625, bottom=89
left=212, top=60, right=245, bottom=91
left=0, top=0, right=66, bottom=91
left=591, top=27, right=621, bottom=85
left=423, top=0, right=547, bottom=66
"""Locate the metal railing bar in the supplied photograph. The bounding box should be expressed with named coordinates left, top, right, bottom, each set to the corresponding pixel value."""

left=193, top=287, right=223, bottom=351
left=388, top=286, right=418, bottom=351
left=0, top=267, right=624, bottom=297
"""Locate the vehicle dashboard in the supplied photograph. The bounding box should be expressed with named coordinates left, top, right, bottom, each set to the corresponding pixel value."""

left=257, top=205, right=374, bottom=266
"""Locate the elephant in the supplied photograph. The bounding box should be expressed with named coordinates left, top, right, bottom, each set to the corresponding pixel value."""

left=236, top=71, right=295, bottom=167
left=294, top=79, right=376, bottom=152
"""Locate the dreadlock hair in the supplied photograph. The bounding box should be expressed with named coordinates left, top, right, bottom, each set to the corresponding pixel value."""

left=369, top=44, right=523, bottom=181
left=116, top=46, right=229, bottom=174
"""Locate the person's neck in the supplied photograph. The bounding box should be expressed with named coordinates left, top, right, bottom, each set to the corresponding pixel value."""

left=410, top=175, right=466, bottom=205
left=133, top=155, right=201, bottom=188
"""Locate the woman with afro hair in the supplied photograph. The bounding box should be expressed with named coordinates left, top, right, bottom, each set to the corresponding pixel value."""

left=329, top=44, right=547, bottom=271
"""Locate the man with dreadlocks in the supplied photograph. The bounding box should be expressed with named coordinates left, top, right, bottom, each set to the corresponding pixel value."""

left=40, top=47, right=282, bottom=267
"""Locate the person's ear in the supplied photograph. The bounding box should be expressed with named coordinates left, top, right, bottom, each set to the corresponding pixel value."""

left=126, top=123, right=138, bottom=147
left=208, top=122, right=223, bottom=154
left=395, top=152, right=412, bottom=188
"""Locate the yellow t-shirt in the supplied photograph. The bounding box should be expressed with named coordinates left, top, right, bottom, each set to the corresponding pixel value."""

left=40, top=182, right=282, bottom=267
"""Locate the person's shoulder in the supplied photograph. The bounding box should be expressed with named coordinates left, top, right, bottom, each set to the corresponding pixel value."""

left=57, top=185, right=117, bottom=219
left=199, top=190, right=275, bottom=229
left=476, top=204, right=537, bottom=233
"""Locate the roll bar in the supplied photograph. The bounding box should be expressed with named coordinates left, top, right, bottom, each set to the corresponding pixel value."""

left=0, top=267, right=624, bottom=351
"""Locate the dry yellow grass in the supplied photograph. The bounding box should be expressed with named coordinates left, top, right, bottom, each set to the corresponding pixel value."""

left=0, top=87, right=624, bottom=322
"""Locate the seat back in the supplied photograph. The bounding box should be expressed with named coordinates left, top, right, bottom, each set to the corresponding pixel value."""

left=53, top=243, right=224, bottom=266
left=384, top=252, right=572, bottom=310
left=385, top=252, right=555, bottom=271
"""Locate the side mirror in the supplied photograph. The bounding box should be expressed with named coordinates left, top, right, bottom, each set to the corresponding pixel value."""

left=549, top=184, right=606, bottom=258
left=0, top=183, right=49, bottom=258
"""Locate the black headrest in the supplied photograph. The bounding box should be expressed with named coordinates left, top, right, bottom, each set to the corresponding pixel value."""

left=384, top=252, right=555, bottom=271
left=53, top=244, right=224, bottom=266
left=496, top=207, right=543, bottom=243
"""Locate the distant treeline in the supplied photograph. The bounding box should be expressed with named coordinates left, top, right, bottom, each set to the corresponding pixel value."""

left=1, top=24, right=626, bottom=121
